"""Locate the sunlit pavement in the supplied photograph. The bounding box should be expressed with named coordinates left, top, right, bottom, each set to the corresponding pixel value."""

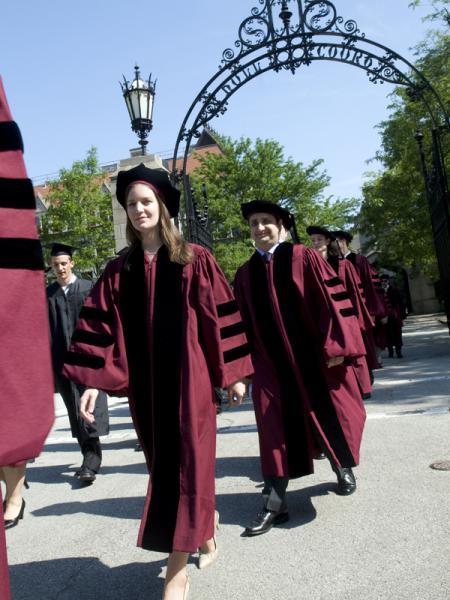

left=6, top=314, right=450, bottom=600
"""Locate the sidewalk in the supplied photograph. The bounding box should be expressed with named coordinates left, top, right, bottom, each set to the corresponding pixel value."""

left=6, top=314, right=450, bottom=600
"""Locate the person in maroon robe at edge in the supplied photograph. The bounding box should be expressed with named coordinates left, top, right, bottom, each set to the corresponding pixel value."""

left=333, top=230, right=388, bottom=374
left=62, top=164, right=253, bottom=600
left=232, top=200, right=367, bottom=537
left=380, top=274, right=407, bottom=358
left=307, top=225, right=374, bottom=399
left=0, top=77, right=54, bottom=600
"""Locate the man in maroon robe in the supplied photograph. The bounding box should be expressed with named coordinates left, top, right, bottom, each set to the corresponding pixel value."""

left=0, top=77, right=54, bottom=600
left=234, top=201, right=367, bottom=537
left=334, top=230, right=387, bottom=372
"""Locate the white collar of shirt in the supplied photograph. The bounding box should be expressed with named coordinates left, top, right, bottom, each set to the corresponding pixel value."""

left=344, top=250, right=351, bottom=257
left=256, top=242, right=280, bottom=257
left=61, top=274, right=77, bottom=294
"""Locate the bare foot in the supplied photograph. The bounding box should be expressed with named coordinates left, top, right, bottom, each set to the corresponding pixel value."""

left=199, top=537, right=216, bottom=554
left=3, top=498, right=23, bottom=520
left=163, top=572, right=189, bottom=600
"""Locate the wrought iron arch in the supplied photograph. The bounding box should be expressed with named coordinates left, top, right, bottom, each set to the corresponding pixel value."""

left=172, top=0, right=450, bottom=328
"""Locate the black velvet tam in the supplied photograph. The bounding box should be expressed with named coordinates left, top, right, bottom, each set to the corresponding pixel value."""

left=50, top=242, right=74, bottom=257
left=306, top=225, right=335, bottom=239
left=332, top=230, right=353, bottom=243
left=116, top=163, right=180, bottom=218
left=241, top=200, right=294, bottom=229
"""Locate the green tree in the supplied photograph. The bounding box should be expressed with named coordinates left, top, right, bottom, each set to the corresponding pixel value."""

left=358, top=23, right=449, bottom=278
left=193, top=137, right=359, bottom=279
left=40, top=148, right=115, bottom=278
left=409, top=0, right=450, bottom=25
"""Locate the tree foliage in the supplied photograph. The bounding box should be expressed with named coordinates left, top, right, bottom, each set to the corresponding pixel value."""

left=358, top=22, right=449, bottom=278
left=39, top=148, right=115, bottom=278
left=409, top=0, right=450, bottom=25
left=193, top=137, right=359, bottom=279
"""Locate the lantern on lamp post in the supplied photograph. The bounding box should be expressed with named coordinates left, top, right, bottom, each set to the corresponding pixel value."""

left=120, top=65, right=156, bottom=155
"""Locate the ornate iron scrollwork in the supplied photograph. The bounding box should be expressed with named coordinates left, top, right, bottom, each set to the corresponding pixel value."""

left=172, top=0, right=449, bottom=256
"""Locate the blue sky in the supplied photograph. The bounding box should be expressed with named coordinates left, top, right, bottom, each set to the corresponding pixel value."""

left=1, top=1, right=437, bottom=199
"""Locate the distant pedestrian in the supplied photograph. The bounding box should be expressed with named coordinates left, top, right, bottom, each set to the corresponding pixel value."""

left=380, top=274, right=407, bottom=358
left=47, top=243, right=109, bottom=483
left=63, top=164, right=252, bottom=600
left=233, top=201, right=366, bottom=538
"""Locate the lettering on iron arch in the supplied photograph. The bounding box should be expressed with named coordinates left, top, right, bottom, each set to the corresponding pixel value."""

left=222, top=61, right=263, bottom=96
left=310, top=42, right=409, bottom=85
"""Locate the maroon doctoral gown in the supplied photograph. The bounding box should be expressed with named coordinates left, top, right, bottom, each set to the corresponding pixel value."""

left=346, top=252, right=386, bottom=368
left=63, top=243, right=253, bottom=553
left=0, top=77, right=54, bottom=600
left=234, top=243, right=367, bottom=479
left=328, top=256, right=374, bottom=396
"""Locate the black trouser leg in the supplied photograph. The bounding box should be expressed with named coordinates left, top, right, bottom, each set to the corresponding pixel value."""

left=388, top=346, right=394, bottom=357
left=262, top=476, right=289, bottom=513
left=78, top=437, right=102, bottom=473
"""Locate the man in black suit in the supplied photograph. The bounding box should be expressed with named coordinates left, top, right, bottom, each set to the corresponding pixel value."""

left=47, top=243, right=109, bottom=483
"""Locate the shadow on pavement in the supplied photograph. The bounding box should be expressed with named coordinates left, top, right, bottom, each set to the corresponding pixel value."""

left=215, top=482, right=335, bottom=530
left=27, top=462, right=148, bottom=487
left=31, top=496, right=145, bottom=520
left=216, top=455, right=261, bottom=482
left=10, top=556, right=165, bottom=600
left=43, top=438, right=140, bottom=453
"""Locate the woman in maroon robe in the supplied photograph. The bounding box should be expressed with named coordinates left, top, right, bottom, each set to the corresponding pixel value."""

left=0, top=77, right=54, bottom=600
left=233, top=201, right=366, bottom=538
left=63, top=164, right=252, bottom=600
left=307, top=225, right=373, bottom=398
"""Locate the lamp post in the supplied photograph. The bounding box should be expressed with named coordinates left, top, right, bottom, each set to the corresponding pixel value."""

left=120, top=65, right=156, bottom=155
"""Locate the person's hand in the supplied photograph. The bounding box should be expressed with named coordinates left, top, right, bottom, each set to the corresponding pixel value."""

left=326, top=356, right=345, bottom=368
left=381, top=316, right=388, bottom=325
left=227, top=381, right=247, bottom=407
left=80, top=388, right=99, bottom=424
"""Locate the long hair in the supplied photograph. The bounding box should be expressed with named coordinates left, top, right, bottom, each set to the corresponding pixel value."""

left=125, top=186, right=193, bottom=265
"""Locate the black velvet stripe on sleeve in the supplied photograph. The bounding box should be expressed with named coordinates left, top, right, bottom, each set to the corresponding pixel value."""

left=72, top=329, right=114, bottom=348
left=65, top=351, right=105, bottom=369
left=324, top=277, right=341, bottom=287
left=0, top=178, right=36, bottom=209
left=0, top=122, right=24, bottom=152
left=217, top=299, right=238, bottom=317
left=79, top=306, right=113, bottom=325
left=340, top=307, right=357, bottom=317
left=223, top=343, right=251, bottom=363
left=331, top=291, right=350, bottom=301
left=220, top=321, right=246, bottom=340
left=0, top=238, right=44, bottom=270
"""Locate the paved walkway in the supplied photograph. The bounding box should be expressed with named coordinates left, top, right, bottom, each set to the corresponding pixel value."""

left=5, top=314, right=450, bottom=600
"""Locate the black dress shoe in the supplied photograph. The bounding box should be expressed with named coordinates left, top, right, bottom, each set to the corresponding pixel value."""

left=78, top=466, right=96, bottom=483
left=4, top=499, right=25, bottom=529
left=335, top=467, right=356, bottom=496
left=243, top=509, right=289, bottom=537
